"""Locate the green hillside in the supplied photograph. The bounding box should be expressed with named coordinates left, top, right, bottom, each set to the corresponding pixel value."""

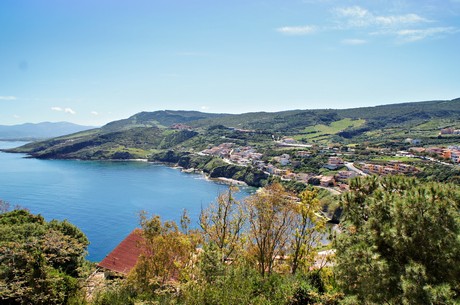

left=5, top=97, right=460, bottom=161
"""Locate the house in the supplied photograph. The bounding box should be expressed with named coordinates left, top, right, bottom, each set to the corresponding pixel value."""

left=324, top=157, right=344, bottom=170
left=320, top=175, right=335, bottom=187
left=296, top=151, right=311, bottom=158
left=282, top=137, right=296, bottom=144
left=170, top=123, right=192, bottom=130
left=440, top=128, right=454, bottom=134
left=336, top=171, right=357, bottom=181
left=98, top=229, right=145, bottom=276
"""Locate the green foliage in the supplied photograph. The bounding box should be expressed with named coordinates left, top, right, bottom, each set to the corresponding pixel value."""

left=417, top=163, right=460, bottom=183
left=91, top=282, right=136, bottom=305
left=290, top=189, right=327, bottom=274
left=0, top=209, right=89, bottom=305
left=128, top=212, right=201, bottom=295
left=89, top=184, right=341, bottom=304
left=181, top=265, right=295, bottom=305
left=334, top=176, right=460, bottom=304
left=200, top=187, right=246, bottom=263
left=245, top=183, right=297, bottom=276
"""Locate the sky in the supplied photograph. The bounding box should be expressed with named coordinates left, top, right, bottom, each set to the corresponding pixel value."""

left=1, top=0, right=459, bottom=126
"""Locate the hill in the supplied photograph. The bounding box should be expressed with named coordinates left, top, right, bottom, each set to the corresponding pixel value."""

left=5, top=98, right=460, bottom=161
left=0, top=122, right=96, bottom=140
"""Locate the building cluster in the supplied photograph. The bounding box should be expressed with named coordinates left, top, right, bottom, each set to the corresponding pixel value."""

left=201, top=143, right=263, bottom=166
left=360, top=161, right=417, bottom=175
left=412, top=146, right=460, bottom=163
left=170, top=123, right=193, bottom=130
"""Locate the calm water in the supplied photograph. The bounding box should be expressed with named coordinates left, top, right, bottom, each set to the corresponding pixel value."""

left=0, top=141, right=253, bottom=261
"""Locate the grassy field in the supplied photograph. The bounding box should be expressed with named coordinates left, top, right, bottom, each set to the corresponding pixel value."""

left=371, top=156, right=422, bottom=163
left=293, top=118, right=365, bottom=143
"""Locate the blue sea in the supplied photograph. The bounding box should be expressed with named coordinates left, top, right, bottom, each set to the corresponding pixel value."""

left=0, top=141, right=253, bottom=261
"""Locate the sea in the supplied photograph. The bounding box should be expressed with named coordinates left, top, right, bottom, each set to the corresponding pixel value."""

left=0, top=141, right=253, bottom=261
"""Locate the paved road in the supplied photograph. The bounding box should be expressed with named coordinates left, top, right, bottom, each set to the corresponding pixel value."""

left=345, top=162, right=368, bottom=176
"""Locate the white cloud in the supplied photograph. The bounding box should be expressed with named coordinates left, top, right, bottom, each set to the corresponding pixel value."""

left=200, top=106, right=210, bottom=110
left=64, top=108, right=76, bottom=115
left=277, top=25, right=317, bottom=35
left=91, top=111, right=99, bottom=116
left=396, top=27, right=459, bottom=42
left=0, top=96, right=17, bottom=100
left=336, top=6, right=369, bottom=19
left=341, top=38, right=367, bottom=45
left=13, top=114, right=20, bottom=119
left=375, top=14, right=427, bottom=26
left=335, top=6, right=429, bottom=28
left=51, top=106, right=76, bottom=114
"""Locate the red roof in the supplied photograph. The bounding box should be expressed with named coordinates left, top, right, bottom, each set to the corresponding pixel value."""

left=98, top=229, right=145, bottom=275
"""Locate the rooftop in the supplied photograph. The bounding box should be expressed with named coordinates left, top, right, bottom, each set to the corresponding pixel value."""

left=98, top=229, right=145, bottom=275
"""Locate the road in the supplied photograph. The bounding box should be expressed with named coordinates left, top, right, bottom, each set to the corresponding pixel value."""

left=345, top=162, right=368, bottom=176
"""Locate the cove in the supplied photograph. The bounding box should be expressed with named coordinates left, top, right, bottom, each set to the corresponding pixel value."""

left=0, top=141, right=253, bottom=261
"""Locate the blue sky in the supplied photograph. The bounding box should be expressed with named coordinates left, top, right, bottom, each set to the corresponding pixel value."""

left=1, top=0, right=459, bottom=126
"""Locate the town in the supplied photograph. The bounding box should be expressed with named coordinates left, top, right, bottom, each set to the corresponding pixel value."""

left=199, top=132, right=458, bottom=193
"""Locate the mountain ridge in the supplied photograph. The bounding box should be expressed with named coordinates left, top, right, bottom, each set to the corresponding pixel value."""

left=0, top=121, right=97, bottom=140
left=5, top=97, right=460, bottom=161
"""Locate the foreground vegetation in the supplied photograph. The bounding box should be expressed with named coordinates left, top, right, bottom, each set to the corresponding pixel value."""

left=0, top=203, right=90, bottom=304
left=2, top=175, right=459, bottom=304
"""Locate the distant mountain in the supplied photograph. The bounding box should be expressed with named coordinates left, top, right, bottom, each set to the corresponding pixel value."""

left=0, top=122, right=96, bottom=140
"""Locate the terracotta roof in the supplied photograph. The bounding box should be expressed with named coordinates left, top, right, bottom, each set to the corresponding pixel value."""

left=98, top=228, right=145, bottom=275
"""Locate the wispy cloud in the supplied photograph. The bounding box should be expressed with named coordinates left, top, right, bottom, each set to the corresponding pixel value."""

left=51, top=106, right=76, bottom=114
left=64, top=108, right=76, bottom=114
left=277, top=26, right=317, bottom=35
left=278, top=5, right=457, bottom=43
left=334, top=6, right=429, bottom=28
left=395, top=27, right=459, bottom=42
left=91, top=111, right=99, bottom=116
left=341, top=38, right=367, bottom=45
left=200, top=106, right=210, bottom=111
left=0, top=96, right=17, bottom=100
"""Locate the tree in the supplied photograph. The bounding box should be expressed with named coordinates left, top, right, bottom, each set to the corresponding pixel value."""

left=128, top=212, right=200, bottom=293
left=334, top=176, right=460, bottom=304
left=0, top=209, right=89, bottom=305
left=199, top=186, right=246, bottom=263
left=245, top=183, right=296, bottom=276
left=290, top=189, right=327, bottom=275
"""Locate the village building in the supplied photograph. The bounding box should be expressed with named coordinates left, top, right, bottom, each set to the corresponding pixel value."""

left=440, top=127, right=454, bottom=134
left=281, top=137, right=297, bottom=144
left=319, top=175, right=335, bottom=187
left=324, top=156, right=344, bottom=170
left=98, top=229, right=145, bottom=276
left=296, top=150, right=311, bottom=158
left=170, top=123, right=192, bottom=130
left=336, top=170, right=357, bottom=181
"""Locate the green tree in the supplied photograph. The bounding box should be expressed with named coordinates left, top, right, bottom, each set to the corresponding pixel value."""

left=334, top=176, right=460, bottom=304
left=290, top=189, right=327, bottom=275
left=245, top=183, right=296, bottom=276
left=128, top=212, right=200, bottom=294
left=199, top=186, right=246, bottom=263
left=0, top=209, right=89, bottom=305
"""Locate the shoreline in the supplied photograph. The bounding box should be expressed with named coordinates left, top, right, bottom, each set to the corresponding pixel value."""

left=152, top=162, right=250, bottom=187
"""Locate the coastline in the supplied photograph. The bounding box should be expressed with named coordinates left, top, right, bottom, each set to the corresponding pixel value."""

left=177, top=166, right=249, bottom=186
